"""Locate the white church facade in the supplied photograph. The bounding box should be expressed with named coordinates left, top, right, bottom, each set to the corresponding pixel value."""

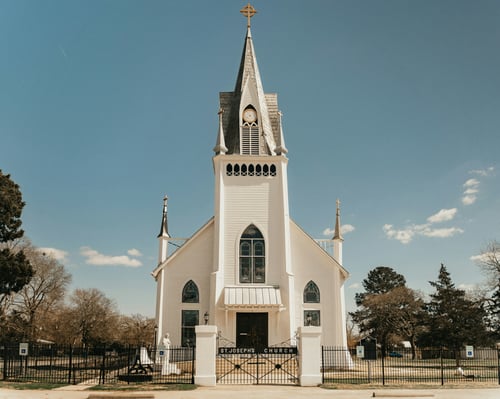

left=152, top=8, right=350, bottom=351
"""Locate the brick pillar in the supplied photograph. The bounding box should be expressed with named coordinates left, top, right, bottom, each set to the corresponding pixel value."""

left=194, top=325, right=217, bottom=386
left=298, top=326, right=322, bottom=386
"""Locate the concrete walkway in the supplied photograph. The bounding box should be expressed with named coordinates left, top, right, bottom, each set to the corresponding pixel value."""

left=1, top=386, right=500, bottom=399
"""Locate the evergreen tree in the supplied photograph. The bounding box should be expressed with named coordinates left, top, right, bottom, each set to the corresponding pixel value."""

left=0, top=171, right=33, bottom=340
left=420, top=264, right=489, bottom=363
left=355, top=266, right=407, bottom=305
left=485, top=279, right=500, bottom=339
left=351, top=266, right=409, bottom=356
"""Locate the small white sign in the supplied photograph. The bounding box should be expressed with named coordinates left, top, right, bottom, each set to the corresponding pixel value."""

left=356, top=345, right=365, bottom=358
left=466, top=345, right=474, bottom=358
left=19, top=343, right=29, bottom=357
left=158, top=345, right=166, bottom=357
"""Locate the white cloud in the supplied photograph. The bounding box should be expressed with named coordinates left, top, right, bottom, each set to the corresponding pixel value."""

left=341, top=224, right=355, bottom=235
left=322, top=227, right=334, bottom=236
left=384, top=168, right=493, bottom=244
left=383, top=222, right=463, bottom=244
left=383, top=224, right=415, bottom=244
left=80, top=247, right=142, bottom=268
left=462, top=178, right=480, bottom=205
left=38, top=247, right=69, bottom=262
left=470, top=250, right=500, bottom=264
left=470, top=166, right=494, bottom=177
left=322, top=224, right=355, bottom=237
left=420, top=227, right=464, bottom=238
left=461, top=167, right=495, bottom=205
left=426, top=208, right=457, bottom=224
left=127, top=248, right=142, bottom=257
left=348, top=283, right=360, bottom=289
left=470, top=253, right=488, bottom=263
left=461, top=195, right=477, bottom=205
left=463, top=178, right=480, bottom=188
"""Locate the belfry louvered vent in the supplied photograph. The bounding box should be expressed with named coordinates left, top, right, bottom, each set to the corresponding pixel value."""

left=241, top=124, right=259, bottom=155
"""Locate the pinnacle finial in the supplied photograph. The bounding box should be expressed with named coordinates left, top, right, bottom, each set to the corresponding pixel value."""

left=240, top=3, right=257, bottom=28
left=158, top=195, right=170, bottom=238
left=214, top=108, right=228, bottom=155
left=275, top=110, right=288, bottom=155
left=333, top=198, right=343, bottom=241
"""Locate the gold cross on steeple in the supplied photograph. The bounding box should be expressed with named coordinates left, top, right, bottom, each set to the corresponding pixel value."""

left=240, top=3, right=257, bottom=28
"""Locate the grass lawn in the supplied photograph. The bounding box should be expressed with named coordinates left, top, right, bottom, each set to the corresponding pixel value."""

left=0, top=382, right=67, bottom=390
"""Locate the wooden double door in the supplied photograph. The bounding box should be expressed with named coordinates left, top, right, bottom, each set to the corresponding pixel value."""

left=236, top=312, right=268, bottom=351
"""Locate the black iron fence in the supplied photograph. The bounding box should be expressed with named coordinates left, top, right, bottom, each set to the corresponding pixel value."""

left=322, top=346, right=500, bottom=386
left=216, top=347, right=299, bottom=385
left=1, top=343, right=194, bottom=385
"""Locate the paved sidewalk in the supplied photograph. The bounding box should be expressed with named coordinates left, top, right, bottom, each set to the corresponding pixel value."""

left=1, top=386, right=500, bottom=399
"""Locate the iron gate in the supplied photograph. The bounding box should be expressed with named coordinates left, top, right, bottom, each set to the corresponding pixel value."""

left=216, top=347, right=298, bottom=385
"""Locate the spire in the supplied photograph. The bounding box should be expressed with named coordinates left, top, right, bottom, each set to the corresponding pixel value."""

left=158, top=195, right=170, bottom=238
left=231, top=5, right=276, bottom=154
left=275, top=110, right=288, bottom=155
left=217, top=3, right=281, bottom=155
left=213, top=108, right=228, bottom=155
left=333, top=199, right=343, bottom=241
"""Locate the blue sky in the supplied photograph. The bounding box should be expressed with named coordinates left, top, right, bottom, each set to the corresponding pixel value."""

left=1, top=0, right=499, bottom=317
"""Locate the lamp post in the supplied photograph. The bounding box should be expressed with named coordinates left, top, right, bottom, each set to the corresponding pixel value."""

left=153, top=325, right=158, bottom=362
left=306, top=313, right=312, bottom=326
left=204, top=312, right=209, bottom=325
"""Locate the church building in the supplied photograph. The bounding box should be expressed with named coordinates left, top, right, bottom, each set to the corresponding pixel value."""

left=152, top=4, right=350, bottom=350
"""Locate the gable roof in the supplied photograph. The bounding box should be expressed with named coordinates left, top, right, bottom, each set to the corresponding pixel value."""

left=290, top=218, right=350, bottom=279
left=151, top=217, right=214, bottom=279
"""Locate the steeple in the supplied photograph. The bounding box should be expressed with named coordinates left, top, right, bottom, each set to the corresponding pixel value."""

left=216, top=3, right=281, bottom=156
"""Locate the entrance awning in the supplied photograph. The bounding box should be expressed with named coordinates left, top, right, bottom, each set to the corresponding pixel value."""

left=224, top=286, right=283, bottom=309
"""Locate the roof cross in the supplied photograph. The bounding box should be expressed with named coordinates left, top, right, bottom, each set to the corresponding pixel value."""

left=240, top=3, right=257, bottom=28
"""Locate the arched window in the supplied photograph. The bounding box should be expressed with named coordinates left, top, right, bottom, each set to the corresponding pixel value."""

left=239, top=225, right=265, bottom=283
left=303, top=281, right=320, bottom=303
left=182, top=280, right=199, bottom=303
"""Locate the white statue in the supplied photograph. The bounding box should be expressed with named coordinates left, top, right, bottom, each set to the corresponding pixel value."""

left=161, top=333, right=180, bottom=375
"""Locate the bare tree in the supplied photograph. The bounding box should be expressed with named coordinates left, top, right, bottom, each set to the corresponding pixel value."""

left=68, top=288, right=119, bottom=346
left=474, top=240, right=500, bottom=338
left=118, top=314, right=156, bottom=346
left=475, top=240, right=500, bottom=287
left=10, top=239, right=71, bottom=341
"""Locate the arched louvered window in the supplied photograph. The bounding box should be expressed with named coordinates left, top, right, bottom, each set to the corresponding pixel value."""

left=239, top=225, right=265, bottom=283
left=303, top=281, right=320, bottom=303
left=182, top=280, right=199, bottom=303
left=241, top=106, right=259, bottom=155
